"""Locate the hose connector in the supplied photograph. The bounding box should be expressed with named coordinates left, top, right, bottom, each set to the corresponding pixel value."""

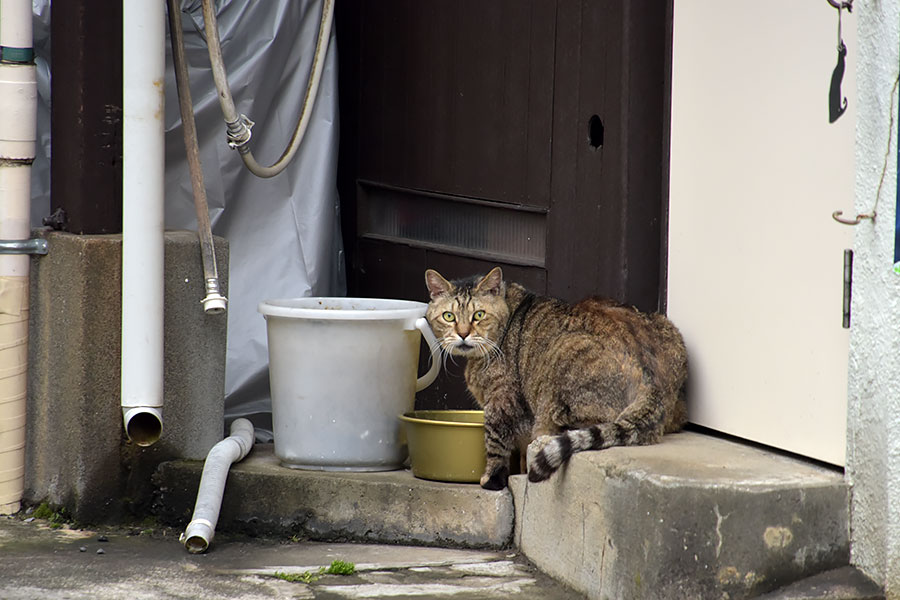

left=225, top=114, right=253, bottom=152
left=201, top=278, right=227, bottom=315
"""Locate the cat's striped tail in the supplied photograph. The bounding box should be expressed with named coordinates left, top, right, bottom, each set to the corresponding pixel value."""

left=526, top=421, right=652, bottom=483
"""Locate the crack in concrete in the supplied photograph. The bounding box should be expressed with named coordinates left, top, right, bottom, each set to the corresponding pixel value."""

left=714, top=504, right=730, bottom=559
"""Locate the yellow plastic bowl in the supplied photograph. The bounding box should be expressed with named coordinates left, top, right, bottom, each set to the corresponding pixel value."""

left=399, top=410, right=485, bottom=483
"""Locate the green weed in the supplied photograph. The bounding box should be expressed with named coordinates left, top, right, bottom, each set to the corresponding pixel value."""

left=31, top=502, right=70, bottom=528
left=323, top=560, right=356, bottom=575
left=274, top=570, right=318, bottom=584
left=273, top=560, right=356, bottom=584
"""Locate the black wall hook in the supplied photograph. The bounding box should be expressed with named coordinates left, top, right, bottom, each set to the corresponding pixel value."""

left=826, top=0, right=853, bottom=12
left=827, top=0, right=852, bottom=123
left=829, top=42, right=848, bottom=123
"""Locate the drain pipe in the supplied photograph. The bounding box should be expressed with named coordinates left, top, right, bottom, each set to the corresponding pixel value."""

left=121, top=0, right=166, bottom=446
left=0, top=0, right=37, bottom=515
left=181, top=418, right=254, bottom=553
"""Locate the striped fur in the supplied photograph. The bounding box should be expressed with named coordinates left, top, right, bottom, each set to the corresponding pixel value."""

left=528, top=423, right=635, bottom=482
left=425, top=267, right=688, bottom=490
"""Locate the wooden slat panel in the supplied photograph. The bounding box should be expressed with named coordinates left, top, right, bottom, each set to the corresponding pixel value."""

left=546, top=0, right=666, bottom=312
left=357, top=1, right=555, bottom=207
left=548, top=0, right=622, bottom=303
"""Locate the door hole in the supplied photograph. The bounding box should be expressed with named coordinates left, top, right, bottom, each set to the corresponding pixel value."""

left=588, top=115, right=604, bottom=149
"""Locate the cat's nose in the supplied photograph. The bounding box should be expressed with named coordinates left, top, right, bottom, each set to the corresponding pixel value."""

left=456, top=324, right=471, bottom=338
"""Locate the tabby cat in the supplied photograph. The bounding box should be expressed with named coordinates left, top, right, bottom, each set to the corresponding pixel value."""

left=424, top=267, right=688, bottom=490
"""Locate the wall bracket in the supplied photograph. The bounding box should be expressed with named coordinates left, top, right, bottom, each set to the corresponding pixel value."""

left=0, top=238, right=48, bottom=255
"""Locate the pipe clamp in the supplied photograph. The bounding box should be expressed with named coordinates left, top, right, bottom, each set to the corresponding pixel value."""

left=0, top=239, right=47, bottom=255
left=225, top=114, right=254, bottom=150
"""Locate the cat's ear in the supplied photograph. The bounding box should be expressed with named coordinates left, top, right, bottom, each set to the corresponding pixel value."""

left=425, top=269, right=453, bottom=299
left=475, top=267, right=504, bottom=296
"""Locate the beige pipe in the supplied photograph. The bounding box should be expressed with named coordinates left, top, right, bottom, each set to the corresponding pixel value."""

left=0, top=0, right=37, bottom=515
left=0, top=277, right=28, bottom=515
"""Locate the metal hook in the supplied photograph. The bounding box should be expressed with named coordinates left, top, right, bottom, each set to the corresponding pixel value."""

left=826, top=0, right=853, bottom=12
left=832, top=210, right=874, bottom=225
left=837, top=5, right=843, bottom=52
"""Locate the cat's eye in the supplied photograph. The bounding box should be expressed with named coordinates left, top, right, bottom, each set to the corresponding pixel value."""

left=473, top=310, right=486, bottom=322
left=442, top=311, right=456, bottom=322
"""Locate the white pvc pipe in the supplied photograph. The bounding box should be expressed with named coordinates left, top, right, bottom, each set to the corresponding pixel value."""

left=0, top=0, right=31, bottom=51
left=182, top=418, right=254, bottom=553
left=0, top=0, right=36, bottom=516
left=121, top=0, right=166, bottom=446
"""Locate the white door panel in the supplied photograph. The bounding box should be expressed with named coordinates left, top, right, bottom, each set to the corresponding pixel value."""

left=668, top=0, right=854, bottom=465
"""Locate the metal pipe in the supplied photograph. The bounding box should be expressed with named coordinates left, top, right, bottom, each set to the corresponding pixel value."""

left=182, top=418, right=254, bottom=553
left=121, top=0, right=166, bottom=446
left=166, top=0, right=226, bottom=315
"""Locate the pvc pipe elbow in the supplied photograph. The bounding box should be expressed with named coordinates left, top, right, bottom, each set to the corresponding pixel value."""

left=122, top=406, right=163, bottom=447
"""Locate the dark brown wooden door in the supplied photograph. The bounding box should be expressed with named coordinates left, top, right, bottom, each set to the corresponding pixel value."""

left=336, top=1, right=670, bottom=409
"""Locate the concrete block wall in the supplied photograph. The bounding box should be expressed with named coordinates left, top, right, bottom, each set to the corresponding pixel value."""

left=24, top=230, right=228, bottom=523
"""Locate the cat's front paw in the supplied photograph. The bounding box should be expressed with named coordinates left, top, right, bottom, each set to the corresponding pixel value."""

left=479, top=466, right=509, bottom=490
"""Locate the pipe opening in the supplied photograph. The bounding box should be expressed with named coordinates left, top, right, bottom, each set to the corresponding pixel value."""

left=184, top=535, right=209, bottom=554
left=125, top=410, right=163, bottom=446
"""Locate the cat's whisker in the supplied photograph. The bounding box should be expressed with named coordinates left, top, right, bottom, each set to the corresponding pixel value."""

left=437, top=336, right=466, bottom=367
left=471, top=336, right=502, bottom=369
left=424, top=337, right=442, bottom=356
left=441, top=347, right=457, bottom=370
left=484, top=337, right=502, bottom=359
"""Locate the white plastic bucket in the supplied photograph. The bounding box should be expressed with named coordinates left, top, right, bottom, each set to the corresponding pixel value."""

left=258, top=297, right=441, bottom=471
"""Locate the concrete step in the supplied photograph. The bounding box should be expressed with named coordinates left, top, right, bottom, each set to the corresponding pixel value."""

left=154, top=443, right=514, bottom=548
left=509, top=431, right=850, bottom=600
left=154, top=431, right=851, bottom=600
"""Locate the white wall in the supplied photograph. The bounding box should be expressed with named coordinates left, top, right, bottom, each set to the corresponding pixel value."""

left=847, top=0, right=900, bottom=593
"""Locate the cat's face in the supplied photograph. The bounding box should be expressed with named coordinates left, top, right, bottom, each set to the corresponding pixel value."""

left=424, top=267, right=510, bottom=359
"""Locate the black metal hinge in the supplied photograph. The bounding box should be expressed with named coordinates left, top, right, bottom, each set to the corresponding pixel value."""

left=843, top=249, right=853, bottom=328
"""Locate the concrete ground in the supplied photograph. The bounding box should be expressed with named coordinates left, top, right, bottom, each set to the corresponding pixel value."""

left=0, top=513, right=882, bottom=600
left=0, top=515, right=585, bottom=600
left=7, top=431, right=885, bottom=599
